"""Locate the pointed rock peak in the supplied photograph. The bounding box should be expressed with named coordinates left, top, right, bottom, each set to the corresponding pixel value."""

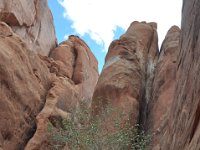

left=124, top=21, right=158, bottom=48
left=149, top=22, right=157, bottom=29
left=160, top=25, right=181, bottom=55
left=68, top=35, right=84, bottom=41
left=129, top=21, right=157, bottom=30
left=60, top=35, right=91, bottom=51
left=68, top=35, right=92, bottom=50
left=167, top=25, right=181, bottom=33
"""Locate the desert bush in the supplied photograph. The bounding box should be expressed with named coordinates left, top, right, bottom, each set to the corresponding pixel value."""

left=48, top=102, right=150, bottom=150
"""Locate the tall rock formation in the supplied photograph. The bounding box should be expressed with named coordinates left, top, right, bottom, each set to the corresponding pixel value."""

left=92, top=21, right=159, bottom=128
left=49, top=35, right=99, bottom=102
left=146, top=26, right=181, bottom=149
left=0, top=24, right=98, bottom=150
left=91, top=0, right=200, bottom=149
left=152, top=0, right=200, bottom=149
left=25, top=35, right=98, bottom=150
left=1, top=0, right=200, bottom=149
left=0, top=1, right=98, bottom=149
left=0, top=0, right=57, bottom=55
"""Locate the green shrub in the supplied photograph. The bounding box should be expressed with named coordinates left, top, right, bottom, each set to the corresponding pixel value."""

left=48, top=103, right=150, bottom=150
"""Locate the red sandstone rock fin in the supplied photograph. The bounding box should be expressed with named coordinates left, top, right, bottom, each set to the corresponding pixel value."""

left=92, top=21, right=159, bottom=130
left=146, top=25, right=181, bottom=149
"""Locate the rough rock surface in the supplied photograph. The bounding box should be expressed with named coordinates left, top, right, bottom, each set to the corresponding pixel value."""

left=92, top=21, right=159, bottom=127
left=0, top=21, right=98, bottom=149
left=24, top=78, right=78, bottom=150
left=1, top=0, right=200, bottom=149
left=0, top=0, right=57, bottom=55
left=25, top=36, right=98, bottom=150
left=49, top=35, right=99, bottom=102
left=153, top=0, right=200, bottom=149
left=146, top=26, right=181, bottom=149
left=0, top=22, right=52, bottom=150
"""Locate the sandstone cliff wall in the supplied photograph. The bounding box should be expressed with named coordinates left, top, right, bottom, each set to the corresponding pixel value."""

left=151, top=0, right=200, bottom=149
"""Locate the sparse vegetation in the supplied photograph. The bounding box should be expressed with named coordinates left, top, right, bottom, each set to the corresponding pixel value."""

left=48, top=102, right=150, bottom=150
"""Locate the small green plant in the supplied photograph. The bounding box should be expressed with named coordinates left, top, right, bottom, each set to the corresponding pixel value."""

left=48, top=102, right=150, bottom=150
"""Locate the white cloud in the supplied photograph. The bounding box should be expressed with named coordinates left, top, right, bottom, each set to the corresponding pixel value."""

left=58, top=0, right=182, bottom=51
left=64, top=34, right=69, bottom=40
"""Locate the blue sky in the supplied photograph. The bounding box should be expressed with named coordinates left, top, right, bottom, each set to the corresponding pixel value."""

left=48, top=0, right=125, bottom=72
left=48, top=0, right=182, bottom=72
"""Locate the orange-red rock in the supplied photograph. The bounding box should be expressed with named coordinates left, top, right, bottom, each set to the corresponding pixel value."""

left=0, top=0, right=57, bottom=55
left=154, top=0, right=200, bottom=149
left=0, top=21, right=98, bottom=149
left=0, top=22, right=52, bottom=150
left=25, top=78, right=78, bottom=150
left=50, top=35, right=99, bottom=102
left=92, top=21, right=159, bottom=127
left=146, top=26, right=181, bottom=149
left=25, top=36, right=99, bottom=150
left=2, top=0, right=200, bottom=149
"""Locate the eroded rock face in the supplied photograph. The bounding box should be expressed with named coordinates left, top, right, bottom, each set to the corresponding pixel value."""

left=0, top=0, right=57, bottom=55
left=24, top=78, right=78, bottom=150
left=50, top=35, right=99, bottom=103
left=0, top=21, right=98, bottom=149
left=0, top=22, right=52, bottom=150
left=92, top=21, right=159, bottom=127
left=154, top=0, right=200, bottom=149
left=146, top=26, right=181, bottom=149
left=25, top=36, right=98, bottom=150
left=2, top=0, right=200, bottom=149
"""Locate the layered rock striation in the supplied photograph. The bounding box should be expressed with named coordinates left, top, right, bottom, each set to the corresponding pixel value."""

left=146, top=26, right=181, bottom=149
left=152, top=0, right=200, bottom=149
